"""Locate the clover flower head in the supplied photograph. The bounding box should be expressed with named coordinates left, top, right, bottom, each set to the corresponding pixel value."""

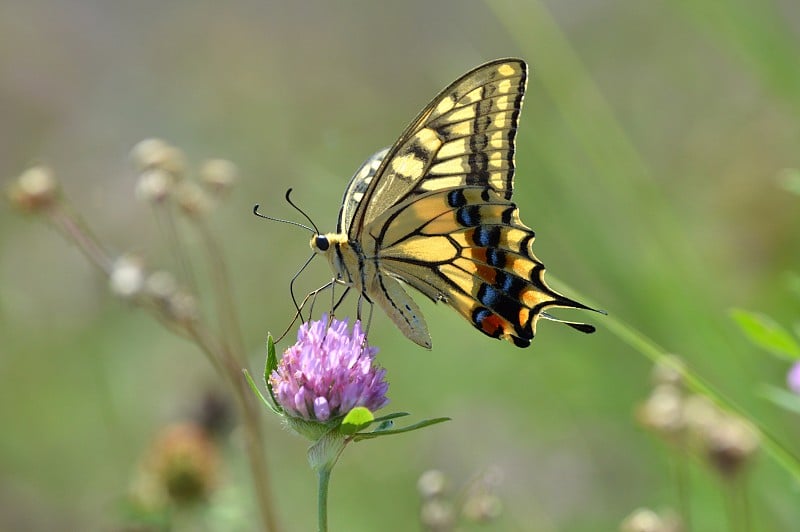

left=269, top=315, right=389, bottom=422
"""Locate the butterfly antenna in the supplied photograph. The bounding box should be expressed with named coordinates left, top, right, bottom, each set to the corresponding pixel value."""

left=284, top=188, right=321, bottom=235
left=252, top=204, right=315, bottom=233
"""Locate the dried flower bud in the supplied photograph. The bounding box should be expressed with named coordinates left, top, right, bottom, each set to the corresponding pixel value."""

left=144, top=423, right=220, bottom=506
left=166, top=290, right=199, bottom=325
left=637, top=384, right=685, bottom=438
left=144, top=271, right=178, bottom=302
left=175, top=181, right=213, bottom=218
left=130, top=138, right=186, bottom=178
left=682, top=394, right=720, bottom=442
left=8, top=165, right=59, bottom=213
left=109, top=255, right=146, bottom=299
left=200, top=159, right=238, bottom=195
left=462, top=493, right=502, bottom=523
left=420, top=499, right=455, bottom=532
left=704, top=415, right=759, bottom=478
left=620, top=508, right=666, bottom=532
left=651, top=355, right=685, bottom=388
left=135, top=168, right=173, bottom=204
left=417, top=470, right=448, bottom=499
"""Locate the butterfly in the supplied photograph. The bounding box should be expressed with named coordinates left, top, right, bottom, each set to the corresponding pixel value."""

left=310, top=58, right=598, bottom=349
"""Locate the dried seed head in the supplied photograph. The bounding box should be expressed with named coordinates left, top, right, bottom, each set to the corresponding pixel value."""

left=176, top=181, right=213, bottom=218
left=704, top=415, right=759, bottom=478
left=200, top=159, right=238, bottom=195
left=145, top=271, right=178, bottom=302
left=637, top=384, right=685, bottom=438
left=8, top=165, right=59, bottom=213
left=130, top=138, right=186, bottom=178
left=620, top=507, right=665, bottom=532
left=109, top=255, right=146, bottom=299
left=462, top=493, right=502, bottom=523
left=145, top=423, right=220, bottom=506
left=651, top=355, right=685, bottom=388
left=682, top=394, right=720, bottom=442
left=420, top=499, right=455, bottom=532
left=135, top=168, right=174, bottom=204
left=417, top=470, right=449, bottom=499
left=166, top=290, right=199, bottom=326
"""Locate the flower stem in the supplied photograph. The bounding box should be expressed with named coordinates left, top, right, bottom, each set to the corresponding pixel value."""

left=317, top=465, right=332, bottom=532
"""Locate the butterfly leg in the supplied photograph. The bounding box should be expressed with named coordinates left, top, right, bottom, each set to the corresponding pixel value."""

left=289, top=253, right=317, bottom=322
left=363, top=300, right=375, bottom=346
left=276, top=279, right=334, bottom=343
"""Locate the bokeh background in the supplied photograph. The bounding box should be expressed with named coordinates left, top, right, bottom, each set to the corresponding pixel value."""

left=2, top=1, right=799, bottom=530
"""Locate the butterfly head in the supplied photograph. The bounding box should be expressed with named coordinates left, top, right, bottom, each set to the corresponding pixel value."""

left=310, top=232, right=348, bottom=254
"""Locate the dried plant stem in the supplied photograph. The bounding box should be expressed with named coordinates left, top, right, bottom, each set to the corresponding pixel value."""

left=193, top=218, right=246, bottom=357
left=152, top=204, right=199, bottom=296
left=48, top=205, right=114, bottom=274
left=185, top=323, right=280, bottom=532
left=46, top=203, right=280, bottom=532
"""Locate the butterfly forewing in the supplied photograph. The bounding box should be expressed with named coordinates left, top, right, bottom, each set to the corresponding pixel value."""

left=350, top=59, right=527, bottom=237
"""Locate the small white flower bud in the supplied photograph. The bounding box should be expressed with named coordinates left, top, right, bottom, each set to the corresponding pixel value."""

left=637, top=384, right=684, bottom=437
left=109, top=255, right=146, bottom=298
left=145, top=271, right=178, bottom=302
left=420, top=499, right=454, bottom=531
left=130, top=138, right=186, bottom=178
left=620, top=507, right=665, bottom=532
left=704, top=415, right=759, bottom=478
left=462, top=493, right=502, bottom=523
left=8, top=165, right=59, bottom=212
left=417, top=470, right=448, bottom=499
left=651, top=355, right=685, bottom=388
left=176, top=181, right=213, bottom=218
left=200, top=159, right=238, bottom=195
left=135, top=168, right=173, bottom=204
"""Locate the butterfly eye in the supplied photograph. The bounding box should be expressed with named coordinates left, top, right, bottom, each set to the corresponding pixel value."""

left=315, top=235, right=330, bottom=251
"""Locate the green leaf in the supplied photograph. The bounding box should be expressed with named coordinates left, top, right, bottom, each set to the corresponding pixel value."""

left=265, top=334, right=280, bottom=408
left=243, top=369, right=281, bottom=414
left=371, top=412, right=410, bottom=423
left=760, top=385, right=800, bottom=415
left=352, top=417, right=450, bottom=441
left=730, top=308, right=800, bottom=360
left=340, top=407, right=374, bottom=435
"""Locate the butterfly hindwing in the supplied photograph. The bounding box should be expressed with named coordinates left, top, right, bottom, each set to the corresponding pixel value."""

left=372, top=186, right=591, bottom=347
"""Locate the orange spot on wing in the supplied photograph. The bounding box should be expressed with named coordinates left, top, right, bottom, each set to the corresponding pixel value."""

left=480, top=314, right=504, bottom=336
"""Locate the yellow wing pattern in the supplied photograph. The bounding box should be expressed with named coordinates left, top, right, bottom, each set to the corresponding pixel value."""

left=312, top=58, right=597, bottom=348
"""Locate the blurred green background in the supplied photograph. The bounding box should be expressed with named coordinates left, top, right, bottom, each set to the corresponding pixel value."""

left=2, top=0, right=799, bottom=530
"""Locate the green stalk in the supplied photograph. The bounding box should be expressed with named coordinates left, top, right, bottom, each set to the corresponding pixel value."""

left=317, top=466, right=332, bottom=532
